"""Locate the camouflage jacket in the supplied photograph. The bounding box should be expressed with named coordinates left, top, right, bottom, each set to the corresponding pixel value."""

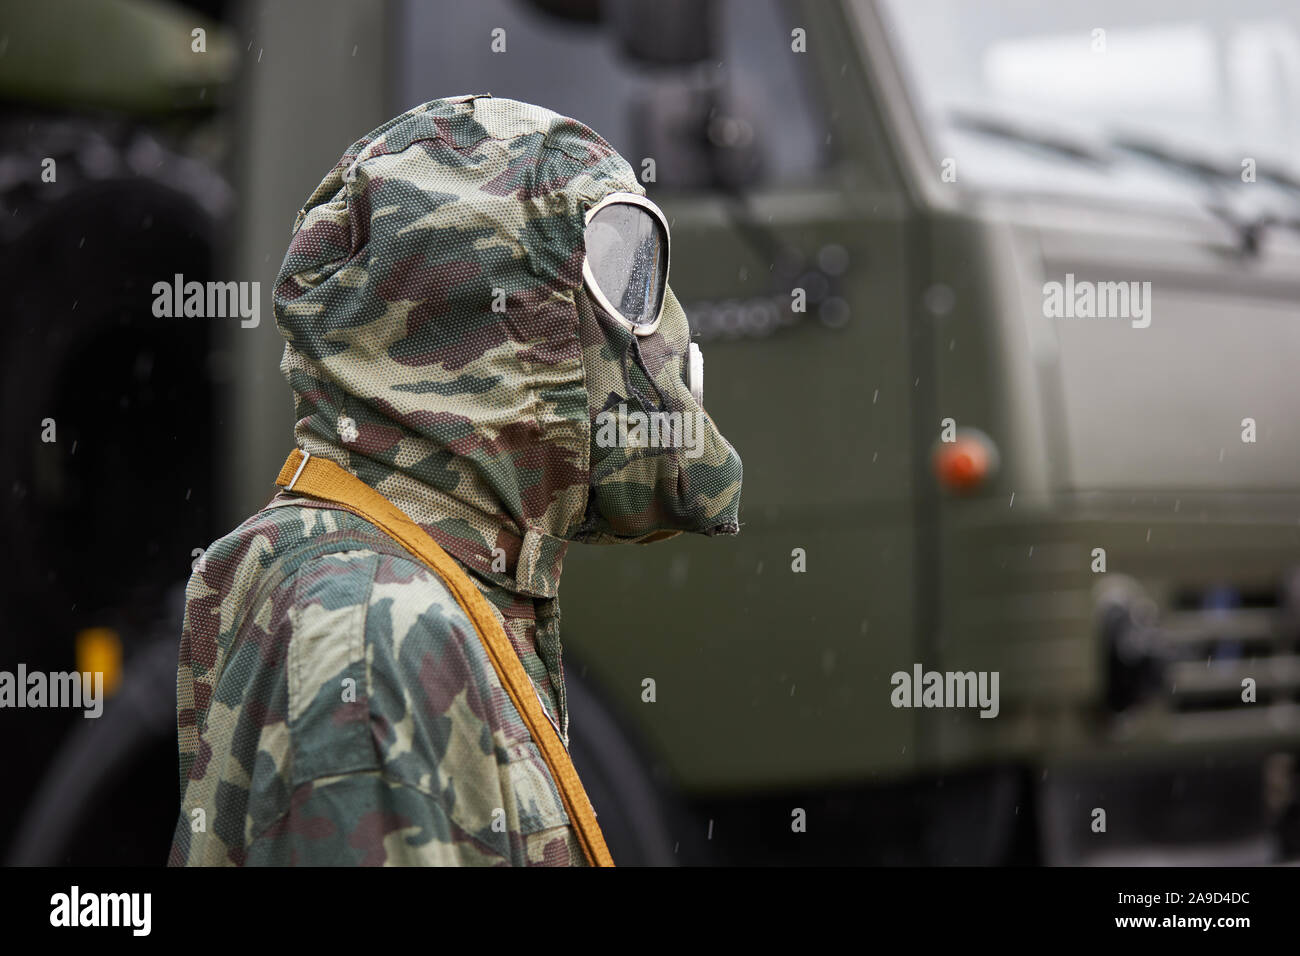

left=169, top=492, right=581, bottom=865
left=169, top=96, right=741, bottom=866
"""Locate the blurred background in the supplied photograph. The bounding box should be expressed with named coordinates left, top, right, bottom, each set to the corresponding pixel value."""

left=3, top=0, right=1300, bottom=866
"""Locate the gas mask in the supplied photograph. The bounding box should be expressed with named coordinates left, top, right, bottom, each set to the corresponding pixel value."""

left=274, top=95, right=740, bottom=579
left=575, top=191, right=742, bottom=544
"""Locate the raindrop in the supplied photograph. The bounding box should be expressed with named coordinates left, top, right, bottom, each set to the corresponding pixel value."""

left=923, top=283, right=955, bottom=316
left=818, top=297, right=850, bottom=329
left=817, top=243, right=850, bottom=276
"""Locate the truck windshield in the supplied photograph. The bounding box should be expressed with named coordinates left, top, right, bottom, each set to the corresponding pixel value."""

left=876, top=0, right=1300, bottom=209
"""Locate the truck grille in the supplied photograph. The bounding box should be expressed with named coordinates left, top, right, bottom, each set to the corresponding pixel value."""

left=1103, top=576, right=1300, bottom=714
left=1162, top=586, right=1300, bottom=711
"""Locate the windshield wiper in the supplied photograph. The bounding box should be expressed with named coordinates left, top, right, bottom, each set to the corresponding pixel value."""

left=1112, top=135, right=1300, bottom=254
left=1109, top=136, right=1229, bottom=181
left=947, top=108, right=1111, bottom=166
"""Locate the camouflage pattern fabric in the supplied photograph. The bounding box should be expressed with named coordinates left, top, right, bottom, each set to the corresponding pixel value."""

left=170, top=94, right=742, bottom=866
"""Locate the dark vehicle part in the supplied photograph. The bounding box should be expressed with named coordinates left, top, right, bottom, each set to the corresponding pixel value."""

left=0, top=113, right=228, bottom=862
left=7, top=596, right=183, bottom=866
left=565, top=662, right=685, bottom=865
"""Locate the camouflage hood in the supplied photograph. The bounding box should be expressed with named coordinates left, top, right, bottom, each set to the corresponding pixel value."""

left=273, top=95, right=742, bottom=600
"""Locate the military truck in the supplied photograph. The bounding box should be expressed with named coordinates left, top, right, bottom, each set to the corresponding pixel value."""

left=211, top=0, right=1300, bottom=865
left=9, top=0, right=1300, bottom=865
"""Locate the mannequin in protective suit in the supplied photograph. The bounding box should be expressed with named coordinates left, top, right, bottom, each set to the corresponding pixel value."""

left=168, top=95, right=742, bottom=866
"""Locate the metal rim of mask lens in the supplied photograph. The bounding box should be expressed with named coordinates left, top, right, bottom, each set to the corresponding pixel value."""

left=582, top=192, right=670, bottom=337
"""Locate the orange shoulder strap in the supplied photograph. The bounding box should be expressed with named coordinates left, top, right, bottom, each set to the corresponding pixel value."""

left=275, top=449, right=614, bottom=867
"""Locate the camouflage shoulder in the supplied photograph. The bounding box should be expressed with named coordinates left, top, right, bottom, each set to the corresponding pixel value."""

left=176, top=528, right=579, bottom=865
left=354, top=548, right=581, bottom=864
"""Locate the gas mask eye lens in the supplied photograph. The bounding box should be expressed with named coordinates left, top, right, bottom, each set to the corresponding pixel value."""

left=583, top=194, right=669, bottom=335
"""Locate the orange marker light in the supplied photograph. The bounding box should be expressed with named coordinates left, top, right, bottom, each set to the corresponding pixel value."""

left=933, top=430, right=999, bottom=493
left=76, top=627, right=123, bottom=697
